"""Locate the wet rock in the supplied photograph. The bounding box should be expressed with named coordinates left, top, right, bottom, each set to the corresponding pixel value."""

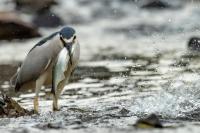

left=13, top=0, right=57, bottom=12
left=0, top=97, right=5, bottom=106
left=4, top=95, right=25, bottom=114
left=0, top=94, right=33, bottom=117
left=0, top=12, right=41, bottom=40
left=134, top=114, right=163, bottom=128
left=141, top=0, right=171, bottom=9
left=188, top=37, right=200, bottom=51
left=33, top=10, right=63, bottom=28
left=0, top=97, right=5, bottom=114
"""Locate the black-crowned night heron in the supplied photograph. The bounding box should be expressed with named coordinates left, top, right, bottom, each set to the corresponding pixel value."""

left=11, top=26, right=80, bottom=113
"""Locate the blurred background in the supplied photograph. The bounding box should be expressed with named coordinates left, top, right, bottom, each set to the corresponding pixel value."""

left=1, top=0, right=200, bottom=132
left=0, top=0, right=200, bottom=62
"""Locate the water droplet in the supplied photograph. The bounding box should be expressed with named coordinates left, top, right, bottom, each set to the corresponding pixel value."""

left=168, top=18, right=172, bottom=22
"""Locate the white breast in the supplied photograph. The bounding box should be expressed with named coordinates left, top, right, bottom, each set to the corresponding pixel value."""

left=53, top=48, right=70, bottom=92
left=53, top=42, right=80, bottom=92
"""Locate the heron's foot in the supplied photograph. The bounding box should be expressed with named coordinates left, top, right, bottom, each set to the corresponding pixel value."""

left=53, top=106, right=60, bottom=111
left=34, top=109, right=39, bottom=114
left=52, top=96, right=60, bottom=111
left=53, top=102, right=60, bottom=111
left=34, top=96, right=39, bottom=114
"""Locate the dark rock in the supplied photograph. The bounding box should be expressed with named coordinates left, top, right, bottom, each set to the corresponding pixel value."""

left=134, top=114, right=163, bottom=128
left=0, top=96, right=5, bottom=114
left=188, top=37, right=200, bottom=51
left=0, top=12, right=41, bottom=40
left=13, top=0, right=57, bottom=12
left=141, top=0, right=171, bottom=9
left=0, top=94, right=34, bottom=117
left=0, top=97, right=5, bottom=106
left=33, top=10, right=63, bottom=28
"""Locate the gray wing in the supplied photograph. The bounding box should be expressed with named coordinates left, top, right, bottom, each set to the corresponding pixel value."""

left=15, top=46, right=52, bottom=91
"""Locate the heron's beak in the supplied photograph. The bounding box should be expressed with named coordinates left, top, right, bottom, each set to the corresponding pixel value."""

left=65, top=43, right=73, bottom=65
left=60, top=37, right=73, bottom=65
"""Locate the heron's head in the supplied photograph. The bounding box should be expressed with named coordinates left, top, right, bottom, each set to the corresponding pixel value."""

left=59, top=27, right=77, bottom=50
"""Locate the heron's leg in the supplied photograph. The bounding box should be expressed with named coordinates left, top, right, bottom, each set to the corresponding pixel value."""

left=52, top=80, right=67, bottom=111
left=34, top=84, right=40, bottom=114
left=34, top=73, right=46, bottom=114
left=52, top=94, right=58, bottom=111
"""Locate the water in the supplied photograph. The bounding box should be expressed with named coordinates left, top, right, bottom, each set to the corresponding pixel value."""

left=0, top=0, right=200, bottom=132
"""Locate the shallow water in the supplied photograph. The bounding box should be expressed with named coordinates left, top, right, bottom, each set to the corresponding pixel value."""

left=1, top=0, right=200, bottom=133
